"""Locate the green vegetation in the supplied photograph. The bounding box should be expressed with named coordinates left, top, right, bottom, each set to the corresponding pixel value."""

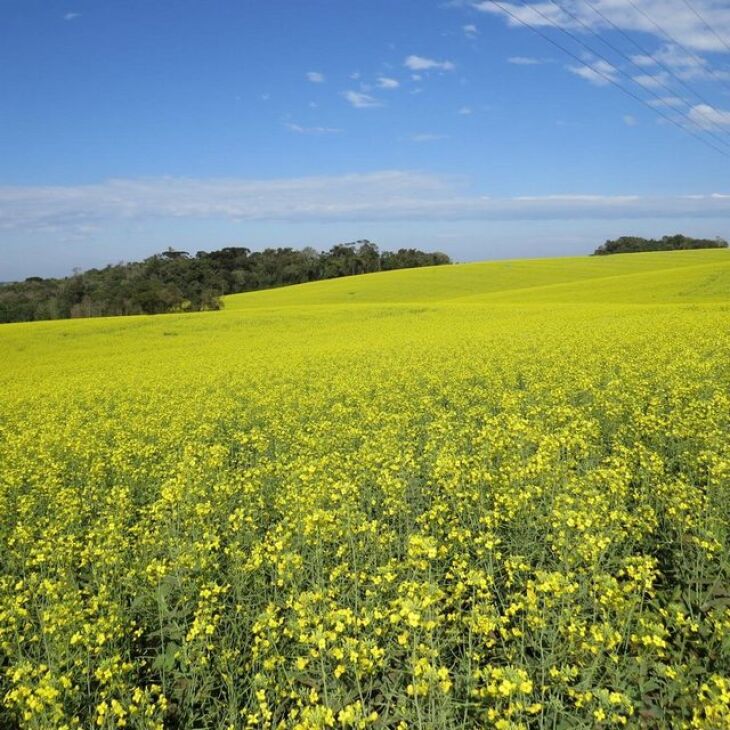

left=0, top=241, right=450, bottom=324
left=592, top=233, right=727, bottom=256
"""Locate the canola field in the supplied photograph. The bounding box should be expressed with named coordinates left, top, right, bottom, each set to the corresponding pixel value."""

left=1, top=249, right=729, bottom=729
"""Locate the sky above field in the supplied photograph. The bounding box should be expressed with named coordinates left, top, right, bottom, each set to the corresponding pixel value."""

left=2, top=0, right=730, bottom=279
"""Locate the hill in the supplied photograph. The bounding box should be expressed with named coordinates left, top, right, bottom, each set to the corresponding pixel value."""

left=1, top=249, right=728, bottom=386
left=0, top=242, right=450, bottom=324
left=1, top=250, right=729, bottom=729
left=223, top=247, right=730, bottom=309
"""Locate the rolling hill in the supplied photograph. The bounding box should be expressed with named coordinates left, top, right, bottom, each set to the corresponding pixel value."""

left=223, top=248, right=730, bottom=309
left=2, top=249, right=727, bottom=391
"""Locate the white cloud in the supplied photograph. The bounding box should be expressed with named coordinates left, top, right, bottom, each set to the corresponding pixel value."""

left=63, top=12, right=80, bottom=20
left=404, top=55, right=456, bottom=71
left=653, top=45, right=705, bottom=77
left=632, top=72, right=670, bottom=90
left=285, top=123, right=342, bottom=134
left=463, top=23, right=478, bottom=37
left=342, top=90, right=383, bottom=108
left=458, top=106, right=473, bottom=115
left=410, top=133, right=449, bottom=142
left=567, top=59, right=618, bottom=86
left=689, top=103, right=730, bottom=128
left=473, top=0, right=730, bottom=54
left=648, top=95, right=686, bottom=108
left=473, top=0, right=730, bottom=111
left=2, top=173, right=730, bottom=234
left=377, top=77, right=400, bottom=89
left=634, top=45, right=730, bottom=80
left=630, top=54, right=657, bottom=68
left=507, top=56, right=544, bottom=65
left=306, top=71, right=325, bottom=83
left=623, top=114, right=638, bottom=126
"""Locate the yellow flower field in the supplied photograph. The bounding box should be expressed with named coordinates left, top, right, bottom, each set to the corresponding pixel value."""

left=1, top=249, right=729, bottom=728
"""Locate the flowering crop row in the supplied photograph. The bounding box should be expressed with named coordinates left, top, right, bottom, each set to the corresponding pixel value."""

left=1, top=261, right=729, bottom=728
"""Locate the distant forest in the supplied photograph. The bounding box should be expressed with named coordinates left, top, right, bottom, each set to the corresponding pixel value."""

left=0, top=241, right=451, bottom=324
left=593, top=234, right=728, bottom=256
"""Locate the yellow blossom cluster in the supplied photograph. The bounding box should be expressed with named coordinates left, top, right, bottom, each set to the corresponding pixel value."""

left=1, top=250, right=729, bottom=727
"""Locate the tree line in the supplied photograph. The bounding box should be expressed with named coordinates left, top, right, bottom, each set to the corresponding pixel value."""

left=593, top=234, right=728, bottom=256
left=0, top=241, right=451, bottom=324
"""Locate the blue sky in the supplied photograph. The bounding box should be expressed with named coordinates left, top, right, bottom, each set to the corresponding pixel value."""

left=2, top=0, right=730, bottom=279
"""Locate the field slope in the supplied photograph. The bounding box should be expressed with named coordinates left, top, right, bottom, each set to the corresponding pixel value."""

left=223, top=248, right=730, bottom=308
left=1, top=250, right=729, bottom=729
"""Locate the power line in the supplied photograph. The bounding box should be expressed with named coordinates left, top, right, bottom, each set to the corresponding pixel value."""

left=516, top=0, right=730, bottom=151
left=623, top=0, right=730, bottom=96
left=582, top=0, right=728, bottom=121
left=485, top=0, right=730, bottom=158
left=677, top=0, right=730, bottom=55
left=544, top=0, right=730, bottom=147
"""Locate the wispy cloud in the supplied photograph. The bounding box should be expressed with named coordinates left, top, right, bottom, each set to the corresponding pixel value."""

left=471, top=0, right=730, bottom=115
left=689, top=103, right=730, bottom=128
left=507, top=56, right=545, bottom=65
left=284, top=123, right=342, bottom=134
left=63, top=12, right=80, bottom=20
left=648, top=95, right=686, bottom=108
left=629, top=45, right=730, bottom=81
left=630, top=54, right=658, bottom=68
left=567, top=59, right=618, bottom=87
left=342, top=90, right=383, bottom=108
left=404, top=55, right=456, bottom=71
left=650, top=44, right=730, bottom=81
left=623, top=114, right=638, bottom=126
left=632, top=72, right=671, bottom=90
left=3, top=173, right=730, bottom=235
left=463, top=23, right=478, bottom=37
left=410, top=133, right=449, bottom=142
left=377, top=77, right=400, bottom=89
left=473, top=0, right=730, bottom=54
left=458, top=106, right=473, bottom=115
left=306, top=71, right=325, bottom=83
